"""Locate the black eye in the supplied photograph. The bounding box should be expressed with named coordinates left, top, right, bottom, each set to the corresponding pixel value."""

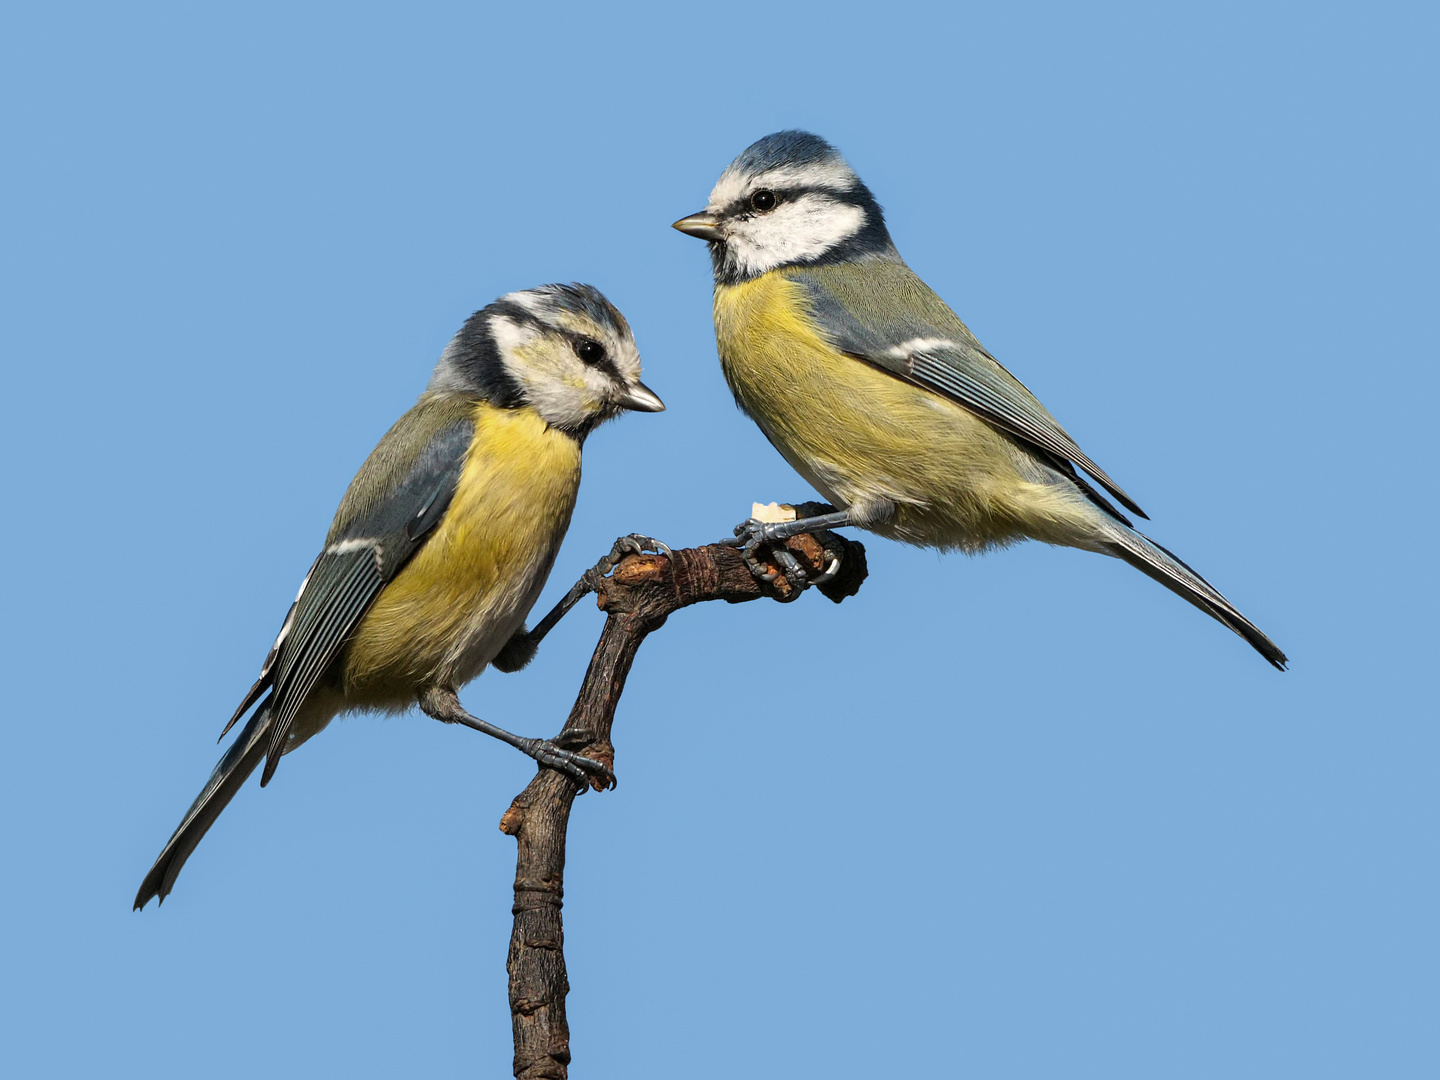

left=749, top=189, right=778, bottom=212
left=574, top=338, right=606, bottom=365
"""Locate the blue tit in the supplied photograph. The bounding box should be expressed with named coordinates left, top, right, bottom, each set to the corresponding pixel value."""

left=674, top=131, right=1285, bottom=669
left=135, top=283, right=665, bottom=909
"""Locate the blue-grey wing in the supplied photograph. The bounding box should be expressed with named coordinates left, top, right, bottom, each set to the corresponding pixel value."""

left=789, top=263, right=1146, bottom=520
left=229, top=413, right=476, bottom=785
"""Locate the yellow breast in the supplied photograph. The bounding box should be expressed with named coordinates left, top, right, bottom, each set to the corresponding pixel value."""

left=713, top=272, right=1094, bottom=550
left=341, top=402, right=581, bottom=703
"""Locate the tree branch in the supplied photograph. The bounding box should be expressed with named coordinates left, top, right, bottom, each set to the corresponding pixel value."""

left=498, top=510, right=868, bottom=1079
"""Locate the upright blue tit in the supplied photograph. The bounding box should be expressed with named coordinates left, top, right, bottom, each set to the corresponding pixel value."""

left=674, top=131, right=1285, bottom=669
left=135, top=283, right=665, bottom=909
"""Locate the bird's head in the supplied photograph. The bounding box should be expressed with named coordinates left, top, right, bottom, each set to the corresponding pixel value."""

left=673, top=130, right=896, bottom=284
left=429, top=283, right=664, bottom=437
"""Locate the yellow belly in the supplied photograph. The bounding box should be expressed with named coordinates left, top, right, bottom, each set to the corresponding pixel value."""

left=713, top=272, right=1093, bottom=550
left=340, top=402, right=581, bottom=706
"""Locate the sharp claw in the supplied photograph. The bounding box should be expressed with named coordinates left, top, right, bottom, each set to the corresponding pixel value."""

left=528, top=739, right=615, bottom=791
left=743, top=551, right=779, bottom=583
left=812, top=556, right=841, bottom=585
left=609, top=534, right=671, bottom=564
left=770, top=547, right=808, bottom=585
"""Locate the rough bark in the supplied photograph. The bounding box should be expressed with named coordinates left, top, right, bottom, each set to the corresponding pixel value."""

left=499, top=514, right=867, bottom=1079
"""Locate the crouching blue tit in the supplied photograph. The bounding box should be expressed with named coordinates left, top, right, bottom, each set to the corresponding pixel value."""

left=674, top=131, right=1285, bottom=669
left=135, top=283, right=665, bottom=909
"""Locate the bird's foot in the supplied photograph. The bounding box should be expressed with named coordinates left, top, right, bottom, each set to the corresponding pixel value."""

left=419, top=688, right=615, bottom=792
left=725, top=518, right=810, bottom=596
left=609, top=532, right=671, bottom=563
left=722, top=507, right=856, bottom=598
left=519, top=737, right=616, bottom=792
left=588, top=533, right=671, bottom=586
left=521, top=535, right=673, bottom=650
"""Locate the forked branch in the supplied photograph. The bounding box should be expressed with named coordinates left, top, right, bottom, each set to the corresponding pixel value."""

left=499, top=509, right=868, bottom=1079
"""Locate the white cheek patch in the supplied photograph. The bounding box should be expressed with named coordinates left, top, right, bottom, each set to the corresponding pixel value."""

left=522, top=374, right=597, bottom=431
left=584, top=365, right=620, bottom=406
left=501, top=341, right=604, bottom=432
left=494, top=314, right=595, bottom=428
left=726, top=194, right=866, bottom=277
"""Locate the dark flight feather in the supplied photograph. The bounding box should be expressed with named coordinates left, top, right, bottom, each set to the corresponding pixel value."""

left=789, top=262, right=1148, bottom=520
left=137, top=407, right=477, bottom=908
left=1104, top=527, right=1288, bottom=670
left=256, top=414, right=476, bottom=785
left=134, top=699, right=273, bottom=909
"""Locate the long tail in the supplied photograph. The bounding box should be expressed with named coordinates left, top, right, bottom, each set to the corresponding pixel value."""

left=134, top=699, right=272, bottom=909
left=1102, top=527, right=1288, bottom=670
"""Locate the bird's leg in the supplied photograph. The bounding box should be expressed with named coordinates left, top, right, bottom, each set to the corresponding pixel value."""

left=724, top=509, right=855, bottom=588
left=493, top=534, right=671, bottom=672
left=725, top=500, right=892, bottom=591
left=419, top=686, right=616, bottom=791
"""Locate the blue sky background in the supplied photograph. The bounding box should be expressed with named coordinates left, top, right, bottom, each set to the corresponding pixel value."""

left=3, top=2, right=1436, bottom=1076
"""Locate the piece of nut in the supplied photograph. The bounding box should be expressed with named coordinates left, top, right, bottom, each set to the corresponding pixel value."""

left=750, top=501, right=797, bottom=524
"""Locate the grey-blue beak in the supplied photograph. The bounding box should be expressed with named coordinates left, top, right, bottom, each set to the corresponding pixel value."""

left=672, top=212, right=723, bottom=242
left=618, top=380, right=666, bottom=413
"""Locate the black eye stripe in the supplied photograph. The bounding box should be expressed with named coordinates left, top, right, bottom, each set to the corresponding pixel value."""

left=570, top=338, right=627, bottom=383
left=732, top=184, right=864, bottom=216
